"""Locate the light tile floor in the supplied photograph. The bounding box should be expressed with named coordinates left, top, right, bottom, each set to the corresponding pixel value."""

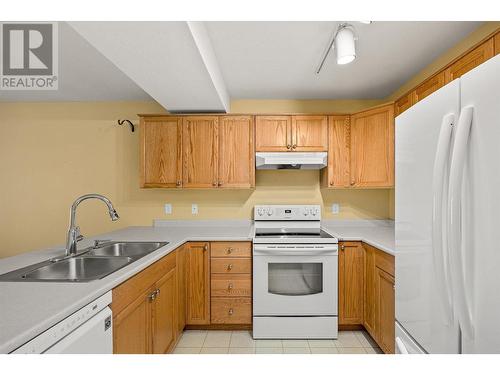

left=173, top=330, right=383, bottom=354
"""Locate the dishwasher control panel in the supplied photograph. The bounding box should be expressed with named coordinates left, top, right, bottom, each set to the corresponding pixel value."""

left=12, top=291, right=112, bottom=353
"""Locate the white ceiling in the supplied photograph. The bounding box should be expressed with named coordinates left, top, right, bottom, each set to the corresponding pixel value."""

left=205, top=21, right=483, bottom=99
left=0, top=21, right=483, bottom=108
left=0, top=22, right=151, bottom=102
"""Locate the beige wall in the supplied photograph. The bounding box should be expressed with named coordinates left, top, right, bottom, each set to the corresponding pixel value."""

left=0, top=100, right=390, bottom=258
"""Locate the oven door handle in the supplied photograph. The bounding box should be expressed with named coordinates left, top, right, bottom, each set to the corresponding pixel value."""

left=253, top=247, right=338, bottom=256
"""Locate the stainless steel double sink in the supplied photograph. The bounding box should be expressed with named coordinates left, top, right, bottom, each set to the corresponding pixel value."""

left=0, top=241, right=168, bottom=282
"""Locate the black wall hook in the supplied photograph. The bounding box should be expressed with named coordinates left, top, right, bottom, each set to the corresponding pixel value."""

left=117, top=119, right=135, bottom=133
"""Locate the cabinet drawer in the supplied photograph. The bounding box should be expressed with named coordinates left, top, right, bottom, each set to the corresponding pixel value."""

left=211, top=258, right=251, bottom=274
left=375, top=249, right=395, bottom=277
left=211, top=274, right=251, bottom=297
left=211, top=242, right=251, bottom=258
left=211, top=297, right=252, bottom=324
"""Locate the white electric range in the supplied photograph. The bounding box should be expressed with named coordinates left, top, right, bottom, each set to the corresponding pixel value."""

left=252, top=205, right=338, bottom=339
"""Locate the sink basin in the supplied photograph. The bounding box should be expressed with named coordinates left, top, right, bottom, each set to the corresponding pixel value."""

left=22, top=256, right=133, bottom=282
left=0, top=241, right=168, bottom=282
left=86, top=241, right=167, bottom=259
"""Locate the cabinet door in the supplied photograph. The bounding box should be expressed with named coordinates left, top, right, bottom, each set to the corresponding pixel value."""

left=414, top=72, right=445, bottom=103
left=363, top=244, right=377, bottom=339
left=376, top=268, right=395, bottom=354
left=444, top=38, right=494, bottom=83
left=495, top=32, right=500, bottom=55
left=182, top=116, right=219, bottom=188
left=291, top=115, right=328, bottom=151
left=186, top=242, right=211, bottom=325
left=113, top=290, right=152, bottom=354
left=152, top=268, right=177, bottom=354
left=394, top=92, right=415, bottom=116
left=176, top=246, right=187, bottom=335
left=321, top=115, right=350, bottom=188
left=218, top=116, right=255, bottom=188
left=255, top=116, right=292, bottom=151
left=338, top=242, right=364, bottom=325
left=140, top=117, right=182, bottom=188
left=350, top=104, right=394, bottom=187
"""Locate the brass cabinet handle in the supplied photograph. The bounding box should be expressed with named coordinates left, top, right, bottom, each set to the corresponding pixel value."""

left=228, top=283, right=233, bottom=290
left=218, top=181, right=222, bottom=187
left=148, top=290, right=157, bottom=302
left=228, top=308, right=234, bottom=316
left=341, top=245, right=345, bottom=251
left=286, top=144, right=292, bottom=150
left=212, top=182, right=217, bottom=187
left=176, top=180, right=181, bottom=187
left=227, top=264, right=233, bottom=271
left=226, top=247, right=233, bottom=254
left=292, top=144, right=297, bottom=149
left=203, top=244, right=208, bottom=251
left=350, top=180, right=355, bottom=186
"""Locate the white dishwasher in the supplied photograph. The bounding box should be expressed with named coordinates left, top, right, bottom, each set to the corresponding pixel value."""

left=13, top=291, right=113, bottom=354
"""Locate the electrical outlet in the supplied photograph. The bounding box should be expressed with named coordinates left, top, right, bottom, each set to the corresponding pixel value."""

left=332, top=203, right=340, bottom=214
left=191, top=204, right=198, bottom=215
left=164, top=203, right=172, bottom=215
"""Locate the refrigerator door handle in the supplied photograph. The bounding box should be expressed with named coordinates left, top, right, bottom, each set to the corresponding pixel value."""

left=448, top=105, right=474, bottom=340
left=432, top=113, right=455, bottom=324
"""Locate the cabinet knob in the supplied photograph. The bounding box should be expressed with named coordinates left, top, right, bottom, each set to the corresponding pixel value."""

left=203, top=244, right=208, bottom=251
left=212, top=182, right=217, bottom=187
left=350, top=180, right=355, bottom=186
left=176, top=180, right=181, bottom=187
left=228, top=308, right=234, bottom=316
left=226, top=247, right=233, bottom=254
left=286, top=144, right=292, bottom=150
left=292, top=144, right=297, bottom=149
left=218, top=181, right=222, bottom=187
left=227, top=264, right=233, bottom=271
left=155, top=288, right=160, bottom=295
left=341, top=245, right=345, bottom=251
left=148, top=291, right=157, bottom=302
left=228, top=283, right=233, bottom=290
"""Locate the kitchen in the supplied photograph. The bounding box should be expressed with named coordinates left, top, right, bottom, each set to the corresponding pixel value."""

left=1, top=3, right=500, bottom=373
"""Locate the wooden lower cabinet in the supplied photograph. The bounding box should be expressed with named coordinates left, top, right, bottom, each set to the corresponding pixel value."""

left=186, top=242, right=211, bottom=325
left=363, top=243, right=395, bottom=354
left=176, top=245, right=187, bottom=335
left=338, top=242, right=364, bottom=325
left=152, top=268, right=177, bottom=354
left=112, top=250, right=177, bottom=354
left=210, top=241, right=252, bottom=326
left=376, top=268, right=395, bottom=354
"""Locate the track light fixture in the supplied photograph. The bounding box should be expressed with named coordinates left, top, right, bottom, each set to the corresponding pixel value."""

left=316, top=22, right=363, bottom=74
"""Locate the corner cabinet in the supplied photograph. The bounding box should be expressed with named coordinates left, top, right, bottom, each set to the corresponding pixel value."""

left=140, top=115, right=255, bottom=189
left=320, top=103, right=394, bottom=189
left=255, top=115, right=327, bottom=152
left=112, top=250, right=178, bottom=354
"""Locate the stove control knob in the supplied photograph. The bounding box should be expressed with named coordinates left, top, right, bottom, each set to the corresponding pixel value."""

left=266, top=208, right=274, bottom=216
left=302, top=208, right=309, bottom=216
left=257, top=208, right=264, bottom=216
left=311, top=208, right=319, bottom=216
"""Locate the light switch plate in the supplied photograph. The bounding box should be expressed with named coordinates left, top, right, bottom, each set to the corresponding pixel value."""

left=164, top=203, right=172, bottom=215
left=332, top=203, right=340, bottom=214
left=192, top=204, right=198, bottom=215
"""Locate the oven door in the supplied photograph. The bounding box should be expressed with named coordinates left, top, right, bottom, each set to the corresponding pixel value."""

left=253, top=244, right=338, bottom=316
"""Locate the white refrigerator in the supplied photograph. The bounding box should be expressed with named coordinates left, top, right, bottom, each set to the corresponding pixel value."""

left=395, top=54, right=500, bottom=354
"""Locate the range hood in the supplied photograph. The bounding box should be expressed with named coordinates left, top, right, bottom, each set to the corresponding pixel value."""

left=255, top=152, right=328, bottom=170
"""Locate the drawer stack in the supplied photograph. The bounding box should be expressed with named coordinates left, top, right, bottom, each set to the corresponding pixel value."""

left=210, top=242, right=252, bottom=324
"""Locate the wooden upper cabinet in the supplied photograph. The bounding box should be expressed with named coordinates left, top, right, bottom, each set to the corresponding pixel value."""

left=320, top=115, right=350, bottom=188
left=338, top=242, right=365, bottom=325
left=218, top=116, right=255, bottom=188
left=495, top=32, right=500, bottom=55
left=182, top=116, right=219, bottom=188
left=350, top=104, right=394, bottom=188
left=414, top=72, right=445, bottom=103
left=394, top=92, right=415, bottom=116
left=291, top=115, right=328, bottom=151
left=255, top=116, right=291, bottom=151
left=444, top=38, right=495, bottom=83
left=140, top=117, right=182, bottom=188
left=152, top=268, right=177, bottom=354
left=186, top=242, right=211, bottom=325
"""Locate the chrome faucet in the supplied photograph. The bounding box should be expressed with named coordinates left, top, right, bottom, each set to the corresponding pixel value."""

left=65, top=194, right=119, bottom=256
